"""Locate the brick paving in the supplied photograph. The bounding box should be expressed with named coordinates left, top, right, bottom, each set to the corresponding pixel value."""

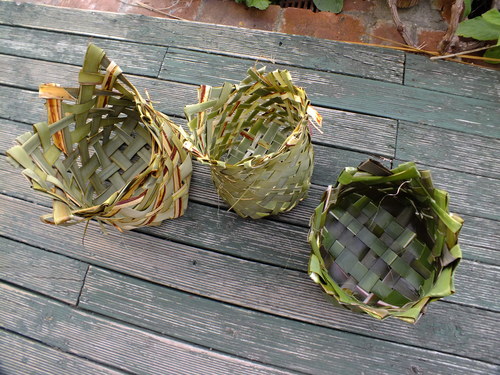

left=16, top=0, right=451, bottom=52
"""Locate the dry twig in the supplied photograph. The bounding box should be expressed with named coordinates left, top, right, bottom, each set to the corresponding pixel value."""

left=120, top=0, right=185, bottom=20
left=387, top=0, right=416, bottom=47
left=438, top=0, right=464, bottom=53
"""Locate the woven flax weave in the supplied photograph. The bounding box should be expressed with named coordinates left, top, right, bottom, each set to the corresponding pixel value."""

left=6, top=44, right=192, bottom=231
left=181, top=67, right=322, bottom=219
left=308, top=160, right=463, bottom=323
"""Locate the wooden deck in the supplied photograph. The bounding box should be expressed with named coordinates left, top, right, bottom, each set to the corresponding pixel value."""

left=0, top=1, right=499, bottom=374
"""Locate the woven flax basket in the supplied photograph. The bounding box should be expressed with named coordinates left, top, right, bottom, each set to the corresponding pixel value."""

left=181, top=67, right=322, bottom=219
left=6, top=44, right=192, bottom=231
left=308, top=159, right=463, bottom=323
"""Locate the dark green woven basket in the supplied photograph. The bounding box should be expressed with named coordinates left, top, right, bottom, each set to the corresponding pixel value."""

left=308, top=160, right=463, bottom=323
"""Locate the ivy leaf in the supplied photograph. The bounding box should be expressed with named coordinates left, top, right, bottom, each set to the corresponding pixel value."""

left=462, top=0, right=472, bottom=19
left=457, top=9, right=500, bottom=41
left=484, top=45, right=500, bottom=64
left=241, top=0, right=272, bottom=10
left=313, top=0, right=344, bottom=13
left=482, top=8, right=500, bottom=27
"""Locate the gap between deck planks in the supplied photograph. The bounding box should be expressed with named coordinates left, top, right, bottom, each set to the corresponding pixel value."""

left=0, top=1, right=405, bottom=83
left=0, top=52, right=398, bottom=157
left=0, top=285, right=293, bottom=375
left=1, top=152, right=499, bottom=269
left=0, top=194, right=499, bottom=366
left=1, top=51, right=499, bottom=180
left=80, top=267, right=498, bottom=374
left=0, top=236, right=88, bottom=304
left=0, top=329, right=127, bottom=375
left=2, top=110, right=500, bottom=264
left=0, top=2, right=498, bottom=374
left=0, top=33, right=497, bottom=139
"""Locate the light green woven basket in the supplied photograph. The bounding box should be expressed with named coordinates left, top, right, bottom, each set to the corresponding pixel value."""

left=180, top=66, right=322, bottom=219
left=308, top=159, right=463, bottom=323
left=6, top=44, right=192, bottom=231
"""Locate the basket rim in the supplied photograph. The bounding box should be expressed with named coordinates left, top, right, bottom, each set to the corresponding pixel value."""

left=308, top=159, right=463, bottom=323
left=181, top=67, right=322, bottom=169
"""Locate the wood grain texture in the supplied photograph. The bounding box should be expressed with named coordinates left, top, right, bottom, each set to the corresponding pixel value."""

left=408, top=162, right=500, bottom=222
left=2, top=44, right=498, bottom=140
left=0, top=3, right=498, bottom=373
left=404, top=54, right=500, bottom=103
left=0, top=55, right=196, bottom=126
left=0, top=2, right=404, bottom=83
left=0, top=237, right=87, bottom=304
left=79, top=267, right=499, bottom=375
left=0, top=53, right=83, bottom=89
left=0, top=195, right=499, bottom=364
left=0, top=329, right=126, bottom=375
left=0, top=24, right=166, bottom=77
left=0, top=53, right=397, bottom=157
left=159, top=48, right=500, bottom=137
left=447, top=260, right=500, bottom=310
left=1, top=139, right=498, bottom=267
left=397, top=121, right=500, bottom=179
left=0, top=283, right=295, bottom=375
left=0, top=85, right=41, bottom=123
left=143, top=200, right=309, bottom=271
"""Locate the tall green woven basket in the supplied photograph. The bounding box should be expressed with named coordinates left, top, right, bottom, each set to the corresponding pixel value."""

left=6, top=44, right=192, bottom=231
left=181, top=67, right=322, bottom=219
left=308, top=160, right=463, bottom=323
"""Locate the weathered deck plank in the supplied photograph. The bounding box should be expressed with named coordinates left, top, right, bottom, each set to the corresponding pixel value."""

left=404, top=54, right=500, bottom=103
left=2, top=46, right=499, bottom=139
left=1, top=195, right=499, bottom=364
left=3, top=86, right=498, bottom=222
left=1, top=133, right=499, bottom=268
left=0, top=2, right=498, bottom=373
left=0, top=24, right=166, bottom=77
left=397, top=121, right=500, bottom=179
left=78, top=267, right=498, bottom=375
left=0, top=236, right=88, bottom=304
left=0, top=283, right=295, bottom=375
left=0, top=53, right=397, bottom=156
left=159, top=48, right=499, bottom=137
left=0, top=329, right=127, bottom=375
left=0, top=1, right=405, bottom=83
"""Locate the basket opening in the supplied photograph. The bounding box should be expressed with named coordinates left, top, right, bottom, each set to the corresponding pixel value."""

left=321, top=192, right=440, bottom=307
left=214, top=97, right=303, bottom=164
left=54, top=106, right=154, bottom=206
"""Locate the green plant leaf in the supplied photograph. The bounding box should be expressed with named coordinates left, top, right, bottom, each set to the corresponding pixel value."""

left=457, top=11, right=500, bottom=41
left=462, top=0, right=472, bottom=19
left=236, top=0, right=272, bottom=10
left=313, top=0, right=343, bottom=13
left=482, top=8, right=500, bottom=26
left=484, top=45, right=500, bottom=64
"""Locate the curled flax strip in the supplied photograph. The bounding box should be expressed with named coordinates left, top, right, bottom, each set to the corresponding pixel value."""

left=181, top=67, right=322, bottom=219
left=308, top=160, right=463, bottom=323
left=6, top=44, right=192, bottom=231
